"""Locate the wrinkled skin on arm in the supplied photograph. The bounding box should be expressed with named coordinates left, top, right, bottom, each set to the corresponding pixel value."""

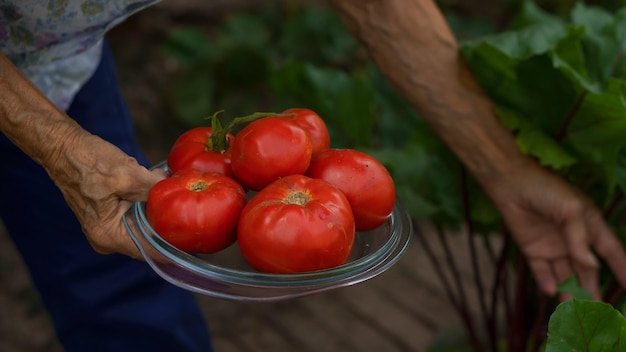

left=329, top=0, right=626, bottom=300
left=0, top=53, right=164, bottom=259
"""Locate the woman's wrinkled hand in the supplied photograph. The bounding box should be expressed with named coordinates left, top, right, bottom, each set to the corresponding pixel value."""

left=45, top=132, right=166, bottom=259
left=486, top=160, right=626, bottom=300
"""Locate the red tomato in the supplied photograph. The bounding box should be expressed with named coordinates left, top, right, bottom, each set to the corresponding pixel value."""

left=146, top=168, right=247, bottom=254
left=167, top=127, right=235, bottom=177
left=230, top=116, right=313, bottom=191
left=237, top=174, right=355, bottom=273
left=306, top=148, right=396, bottom=231
left=282, top=108, right=330, bottom=153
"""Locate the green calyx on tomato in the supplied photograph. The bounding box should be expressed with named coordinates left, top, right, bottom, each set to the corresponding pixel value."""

left=167, top=126, right=235, bottom=176
left=206, top=110, right=228, bottom=153
left=168, top=110, right=288, bottom=176
left=208, top=110, right=287, bottom=152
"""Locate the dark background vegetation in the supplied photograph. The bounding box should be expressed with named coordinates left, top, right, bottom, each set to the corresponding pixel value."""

left=1, top=0, right=624, bottom=351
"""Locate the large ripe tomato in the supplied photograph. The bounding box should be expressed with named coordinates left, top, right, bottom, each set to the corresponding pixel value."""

left=167, top=127, right=235, bottom=177
left=282, top=108, right=330, bottom=153
left=230, top=116, right=313, bottom=191
left=306, top=148, right=396, bottom=231
left=146, top=168, right=247, bottom=254
left=237, top=174, right=355, bottom=274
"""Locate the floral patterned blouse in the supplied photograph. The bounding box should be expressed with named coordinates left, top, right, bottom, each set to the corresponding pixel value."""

left=0, top=0, right=158, bottom=111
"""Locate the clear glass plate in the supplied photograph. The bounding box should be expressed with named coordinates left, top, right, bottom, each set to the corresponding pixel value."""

left=123, top=162, right=413, bottom=302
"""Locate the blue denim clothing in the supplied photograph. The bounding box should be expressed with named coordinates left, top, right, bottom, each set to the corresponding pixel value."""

left=0, top=40, right=213, bottom=352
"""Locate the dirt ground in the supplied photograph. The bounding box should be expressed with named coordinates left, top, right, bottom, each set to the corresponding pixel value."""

left=0, top=1, right=502, bottom=351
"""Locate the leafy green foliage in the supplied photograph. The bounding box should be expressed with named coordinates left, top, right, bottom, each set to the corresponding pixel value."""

left=557, top=276, right=593, bottom=300
left=464, top=1, right=626, bottom=210
left=545, top=299, right=626, bottom=352
left=162, top=4, right=368, bottom=127
left=269, top=60, right=377, bottom=148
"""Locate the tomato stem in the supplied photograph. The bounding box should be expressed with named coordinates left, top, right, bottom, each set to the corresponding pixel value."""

left=207, top=110, right=226, bottom=152
left=207, top=111, right=288, bottom=153
left=283, top=191, right=310, bottom=206
left=190, top=181, right=209, bottom=192
left=225, top=111, right=286, bottom=131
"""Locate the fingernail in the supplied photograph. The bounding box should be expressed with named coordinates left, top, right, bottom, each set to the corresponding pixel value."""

left=585, top=252, right=599, bottom=268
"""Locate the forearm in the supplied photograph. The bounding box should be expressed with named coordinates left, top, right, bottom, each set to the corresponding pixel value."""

left=0, top=52, right=161, bottom=257
left=330, top=0, right=530, bottom=185
left=0, top=53, right=92, bottom=176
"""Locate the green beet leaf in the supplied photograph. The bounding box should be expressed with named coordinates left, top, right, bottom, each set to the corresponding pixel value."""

left=556, top=276, right=593, bottom=300
left=570, top=3, right=626, bottom=84
left=545, top=299, right=626, bottom=352
left=496, top=106, right=578, bottom=170
left=462, top=2, right=626, bottom=209
left=506, top=0, right=565, bottom=30
left=565, top=79, right=626, bottom=194
left=269, top=60, right=377, bottom=148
